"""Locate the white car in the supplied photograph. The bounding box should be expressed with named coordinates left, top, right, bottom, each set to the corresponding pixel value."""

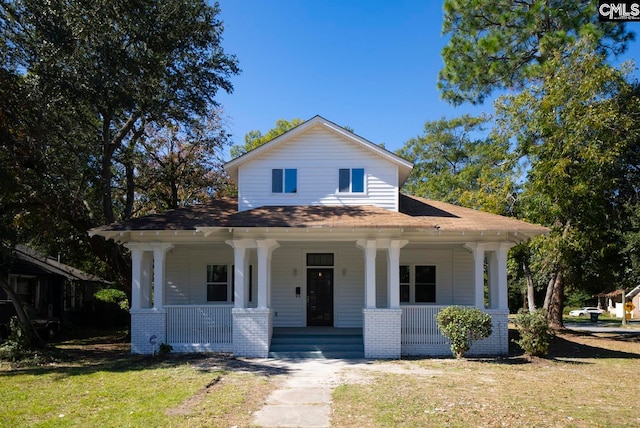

left=568, top=307, right=606, bottom=317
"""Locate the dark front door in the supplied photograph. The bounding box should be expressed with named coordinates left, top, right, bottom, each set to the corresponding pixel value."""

left=307, top=268, right=333, bottom=326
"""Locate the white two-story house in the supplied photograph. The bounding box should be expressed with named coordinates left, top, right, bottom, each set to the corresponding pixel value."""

left=90, top=115, right=548, bottom=358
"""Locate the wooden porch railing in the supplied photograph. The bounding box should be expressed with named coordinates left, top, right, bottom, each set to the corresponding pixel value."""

left=166, top=305, right=233, bottom=345
left=401, top=305, right=449, bottom=345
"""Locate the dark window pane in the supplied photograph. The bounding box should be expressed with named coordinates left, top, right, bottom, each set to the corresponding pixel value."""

left=339, top=169, right=350, bottom=192
left=352, top=168, right=365, bottom=192
left=272, top=169, right=283, bottom=193
left=400, top=284, right=410, bottom=303
left=284, top=169, right=297, bottom=193
left=415, top=266, right=436, bottom=284
left=207, top=284, right=227, bottom=301
left=307, top=253, right=334, bottom=266
left=400, top=265, right=410, bottom=284
left=207, top=265, right=227, bottom=283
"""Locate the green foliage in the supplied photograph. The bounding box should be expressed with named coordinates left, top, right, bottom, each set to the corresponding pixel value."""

left=0, top=318, right=32, bottom=362
left=435, top=306, right=493, bottom=358
left=230, top=118, right=304, bottom=158
left=565, top=290, right=593, bottom=309
left=513, top=309, right=554, bottom=357
left=158, top=343, right=173, bottom=356
left=397, top=114, right=517, bottom=215
left=94, top=288, right=129, bottom=311
left=439, top=0, right=633, bottom=105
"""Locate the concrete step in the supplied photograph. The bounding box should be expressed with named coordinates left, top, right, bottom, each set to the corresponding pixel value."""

left=271, top=335, right=362, bottom=345
left=269, top=342, right=364, bottom=352
left=267, top=350, right=365, bottom=359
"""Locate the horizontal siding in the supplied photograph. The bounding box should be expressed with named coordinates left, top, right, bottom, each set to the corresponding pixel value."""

left=335, top=247, right=364, bottom=327
left=238, top=127, right=398, bottom=211
left=271, top=247, right=304, bottom=327
left=452, top=247, right=474, bottom=305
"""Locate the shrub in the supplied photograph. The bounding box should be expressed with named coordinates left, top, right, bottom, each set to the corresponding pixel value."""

left=0, top=317, right=32, bottom=361
left=158, top=343, right=173, bottom=356
left=94, top=288, right=129, bottom=310
left=513, top=309, right=554, bottom=357
left=435, top=306, right=493, bottom=358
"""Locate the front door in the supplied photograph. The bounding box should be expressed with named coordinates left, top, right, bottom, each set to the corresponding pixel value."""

left=307, top=268, right=333, bottom=326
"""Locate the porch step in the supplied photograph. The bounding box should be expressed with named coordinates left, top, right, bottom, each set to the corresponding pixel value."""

left=269, top=328, right=364, bottom=359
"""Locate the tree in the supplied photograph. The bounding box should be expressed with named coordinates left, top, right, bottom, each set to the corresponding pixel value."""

left=495, top=40, right=640, bottom=327
left=439, top=0, right=633, bottom=105
left=1, top=0, right=240, bottom=294
left=133, top=110, right=233, bottom=215
left=397, top=115, right=517, bottom=216
left=230, top=118, right=304, bottom=158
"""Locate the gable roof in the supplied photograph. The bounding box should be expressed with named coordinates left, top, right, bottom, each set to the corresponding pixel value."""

left=8, top=245, right=111, bottom=284
left=90, top=194, right=549, bottom=242
left=224, top=115, right=414, bottom=186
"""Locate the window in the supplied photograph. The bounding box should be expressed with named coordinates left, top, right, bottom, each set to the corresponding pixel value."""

left=206, top=265, right=228, bottom=302
left=306, top=253, right=334, bottom=266
left=272, top=168, right=297, bottom=193
left=399, top=265, right=436, bottom=303
left=400, top=265, right=410, bottom=303
left=415, top=266, right=436, bottom=303
left=338, top=168, right=365, bottom=193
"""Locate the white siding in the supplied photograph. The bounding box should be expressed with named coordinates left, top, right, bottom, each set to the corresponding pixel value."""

left=237, top=127, right=399, bottom=211
left=452, top=247, right=474, bottom=305
left=271, top=246, right=305, bottom=327
left=334, top=247, right=364, bottom=327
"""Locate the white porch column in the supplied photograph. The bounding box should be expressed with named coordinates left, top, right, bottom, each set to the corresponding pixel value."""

left=386, top=240, right=408, bottom=309
left=496, top=243, right=514, bottom=310
left=152, top=243, right=174, bottom=310
left=488, top=251, right=499, bottom=309
left=356, top=239, right=377, bottom=309
left=226, top=239, right=254, bottom=309
left=256, top=239, right=279, bottom=309
left=465, top=242, right=487, bottom=309
left=128, top=247, right=144, bottom=311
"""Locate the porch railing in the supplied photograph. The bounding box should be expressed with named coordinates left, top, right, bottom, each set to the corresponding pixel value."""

left=166, top=305, right=233, bottom=345
left=401, top=305, right=448, bottom=345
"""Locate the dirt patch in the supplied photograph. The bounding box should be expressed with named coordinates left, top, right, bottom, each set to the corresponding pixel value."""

left=165, top=376, right=222, bottom=416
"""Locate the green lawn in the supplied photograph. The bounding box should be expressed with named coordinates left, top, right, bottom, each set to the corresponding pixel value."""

left=0, top=331, right=278, bottom=427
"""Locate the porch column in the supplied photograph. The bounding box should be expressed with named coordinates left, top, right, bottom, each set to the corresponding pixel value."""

left=256, top=239, right=279, bottom=309
left=496, top=243, right=514, bottom=310
left=356, top=239, right=377, bottom=309
left=125, top=244, right=153, bottom=310
left=488, top=251, right=499, bottom=309
left=465, top=242, right=487, bottom=309
left=152, top=243, right=174, bottom=310
left=226, top=239, right=254, bottom=309
left=386, top=240, right=408, bottom=309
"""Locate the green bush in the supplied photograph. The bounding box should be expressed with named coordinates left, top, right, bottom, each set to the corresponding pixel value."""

left=94, top=288, right=129, bottom=310
left=513, top=309, right=554, bottom=357
left=0, top=317, right=32, bottom=361
left=435, top=306, right=493, bottom=358
left=158, top=343, right=172, bottom=356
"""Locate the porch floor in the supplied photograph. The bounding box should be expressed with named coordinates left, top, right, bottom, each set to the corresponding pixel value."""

left=269, top=327, right=364, bottom=359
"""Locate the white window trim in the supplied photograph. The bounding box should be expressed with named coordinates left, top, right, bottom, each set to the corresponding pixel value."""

left=337, top=167, right=367, bottom=194
left=271, top=168, right=298, bottom=194
left=399, top=264, right=438, bottom=304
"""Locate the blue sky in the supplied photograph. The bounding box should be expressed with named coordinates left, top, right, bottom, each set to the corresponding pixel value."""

left=215, top=1, right=639, bottom=157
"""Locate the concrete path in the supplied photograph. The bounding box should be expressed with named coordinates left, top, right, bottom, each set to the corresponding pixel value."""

left=251, top=358, right=366, bottom=428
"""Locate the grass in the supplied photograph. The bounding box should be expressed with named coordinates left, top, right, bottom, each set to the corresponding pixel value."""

left=0, top=329, right=281, bottom=427
left=332, top=329, right=640, bottom=427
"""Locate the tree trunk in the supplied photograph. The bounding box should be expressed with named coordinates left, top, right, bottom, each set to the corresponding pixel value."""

left=542, top=272, right=556, bottom=310
left=548, top=270, right=565, bottom=329
left=523, top=259, right=536, bottom=312
left=0, top=275, right=44, bottom=347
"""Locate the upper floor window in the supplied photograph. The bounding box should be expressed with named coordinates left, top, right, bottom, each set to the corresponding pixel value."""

left=272, top=168, right=297, bottom=193
left=338, top=168, right=365, bottom=193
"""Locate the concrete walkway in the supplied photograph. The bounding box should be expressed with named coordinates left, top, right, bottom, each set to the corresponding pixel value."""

left=251, top=358, right=366, bottom=428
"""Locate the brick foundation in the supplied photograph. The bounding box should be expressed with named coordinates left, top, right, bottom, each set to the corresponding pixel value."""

left=363, top=308, right=402, bottom=359
left=130, top=309, right=166, bottom=355
left=232, top=308, right=272, bottom=358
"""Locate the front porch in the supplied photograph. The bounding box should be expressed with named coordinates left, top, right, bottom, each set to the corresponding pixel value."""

left=131, top=304, right=509, bottom=358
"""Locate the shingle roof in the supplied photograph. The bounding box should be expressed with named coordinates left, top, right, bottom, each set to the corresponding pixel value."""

left=89, top=194, right=549, bottom=237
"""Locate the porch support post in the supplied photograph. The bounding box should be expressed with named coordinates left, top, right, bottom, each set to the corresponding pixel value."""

left=386, top=240, right=408, bottom=309
left=496, top=243, right=514, bottom=311
left=226, top=239, right=254, bottom=309
left=465, top=242, right=486, bottom=309
left=356, top=239, right=377, bottom=309
left=256, top=239, right=279, bottom=309
left=488, top=251, right=499, bottom=309
left=152, top=243, right=174, bottom=310
left=128, top=248, right=143, bottom=310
